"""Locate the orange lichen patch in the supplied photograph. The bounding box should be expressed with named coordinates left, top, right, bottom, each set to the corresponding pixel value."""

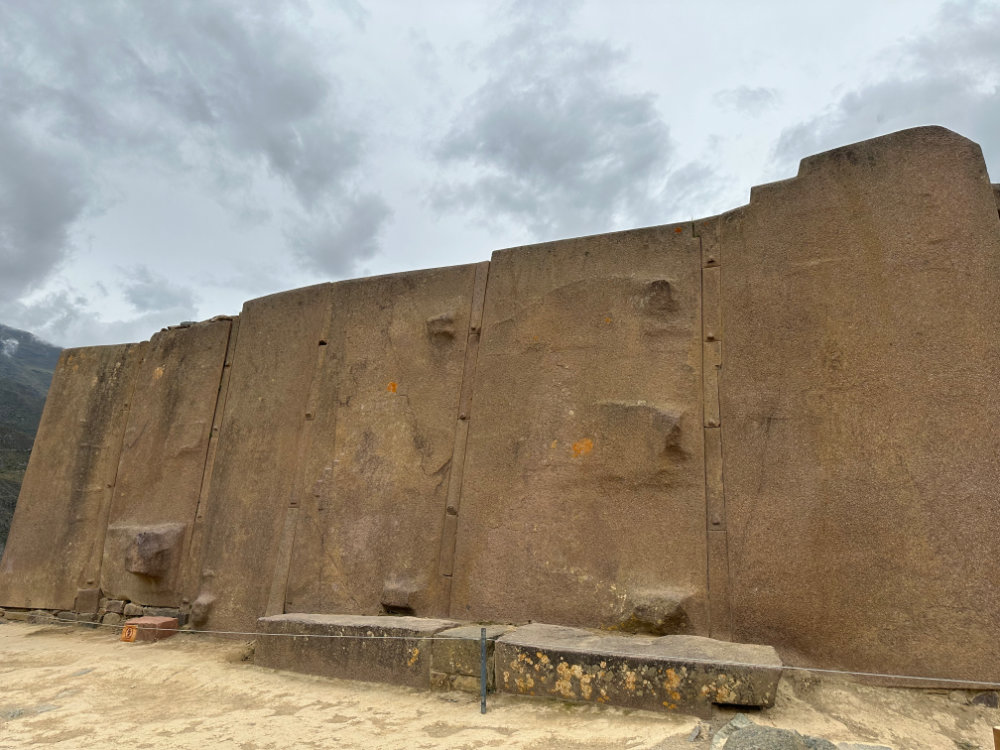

left=664, top=668, right=682, bottom=690
left=674, top=226, right=683, bottom=233
left=603, top=316, right=612, bottom=324
left=554, top=661, right=583, bottom=699
left=386, top=381, right=397, bottom=393
left=572, top=438, right=593, bottom=457
left=407, top=647, right=420, bottom=667
left=514, top=673, right=535, bottom=692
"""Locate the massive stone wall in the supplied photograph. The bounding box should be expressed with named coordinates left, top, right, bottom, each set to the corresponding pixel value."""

left=712, top=128, right=1000, bottom=682
left=2, top=126, right=999, bottom=683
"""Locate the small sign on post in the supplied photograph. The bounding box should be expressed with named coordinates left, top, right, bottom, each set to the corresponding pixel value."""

left=120, top=623, right=138, bottom=642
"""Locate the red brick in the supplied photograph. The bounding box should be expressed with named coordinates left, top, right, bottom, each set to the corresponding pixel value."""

left=123, top=616, right=178, bottom=642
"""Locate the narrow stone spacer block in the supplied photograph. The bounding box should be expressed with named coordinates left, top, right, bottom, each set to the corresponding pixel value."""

left=122, top=616, right=178, bottom=642
left=430, top=624, right=514, bottom=692
left=255, top=614, right=460, bottom=689
left=494, top=623, right=782, bottom=718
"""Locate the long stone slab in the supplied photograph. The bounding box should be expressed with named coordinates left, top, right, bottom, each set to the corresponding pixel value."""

left=494, top=623, right=782, bottom=717
left=283, top=265, right=484, bottom=620
left=100, top=320, right=232, bottom=607
left=0, top=344, right=146, bottom=610
left=717, top=126, right=1000, bottom=683
left=451, top=225, right=709, bottom=632
left=255, top=613, right=460, bottom=688
left=193, top=285, right=332, bottom=631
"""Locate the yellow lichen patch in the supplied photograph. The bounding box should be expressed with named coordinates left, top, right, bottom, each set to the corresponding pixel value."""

left=663, top=668, right=682, bottom=691
left=714, top=684, right=738, bottom=704
left=407, top=647, right=420, bottom=667
left=153, top=365, right=165, bottom=380
left=554, top=662, right=579, bottom=699
left=572, top=438, right=593, bottom=457
left=623, top=669, right=637, bottom=692
left=579, top=671, right=593, bottom=700
left=514, top=674, right=535, bottom=693
left=386, top=381, right=397, bottom=393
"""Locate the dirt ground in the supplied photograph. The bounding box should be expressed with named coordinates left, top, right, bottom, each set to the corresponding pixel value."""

left=0, top=620, right=995, bottom=749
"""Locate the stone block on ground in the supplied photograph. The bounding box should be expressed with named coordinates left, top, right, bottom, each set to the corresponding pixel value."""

left=255, top=614, right=460, bottom=689
left=74, top=588, right=101, bottom=613
left=105, top=600, right=125, bottom=615
left=430, top=624, right=514, bottom=692
left=123, top=603, right=144, bottom=617
left=3, top=610, right=28, bottom=622
left=711, top=716, right=891, bottom=750
left=123, top=616, right=178, bottom=642
left=143, top=606, right=187, bottom=626
left=102, top=612, right=123, bottom=627
left=720, top=724, right=837, bottom=749
left=27, top=610, right=55, bottom=625
left=495, top=623, right=782, bottom=717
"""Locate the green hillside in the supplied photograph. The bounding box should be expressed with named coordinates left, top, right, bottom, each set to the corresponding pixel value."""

left=0, top=324, right=61, bottom=558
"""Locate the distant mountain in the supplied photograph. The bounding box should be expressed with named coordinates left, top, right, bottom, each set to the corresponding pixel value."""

left=0, top=324, right=61, bottom=558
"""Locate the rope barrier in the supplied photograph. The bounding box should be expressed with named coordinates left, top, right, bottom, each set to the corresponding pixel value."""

left=7, top=612, right=998, bottom=690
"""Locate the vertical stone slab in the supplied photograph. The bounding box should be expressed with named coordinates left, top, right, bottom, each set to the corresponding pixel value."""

left=450, top=226, right=708, bottom=631
left=194, top=285, right=332, bottom=631
left=178, top=316, right=241, bottom=606
left=100, top=320, right=232, bottom=606
left=719, top=127, right=1000, bottom=681
left=0, top=344, right=145, bottom=610
left=284, top=265, right=481, bottom=618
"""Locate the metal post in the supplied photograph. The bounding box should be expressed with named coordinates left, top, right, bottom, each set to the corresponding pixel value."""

left=480, top=627, right=487, bottom=714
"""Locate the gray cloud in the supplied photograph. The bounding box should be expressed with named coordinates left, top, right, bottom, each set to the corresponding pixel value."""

left=122, top=266, right=198, bottom=314
left=714, top=86, right=780, bottom=116
left=774, top=1, right=1000, bottom=173
left=287, top=193, right=392, bottom=277
left=0, top=121, right=88, bottom=299
left=0, top=0, right=389, bottom=301
left=432, top=5, right=688, bottom=239
left=1, top=289, right=195, bottom=348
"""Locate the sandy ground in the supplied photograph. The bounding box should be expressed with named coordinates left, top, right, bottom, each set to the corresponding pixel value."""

left=0, top=620, right=996, bottom=749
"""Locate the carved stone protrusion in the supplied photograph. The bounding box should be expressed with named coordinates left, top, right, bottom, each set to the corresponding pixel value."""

left=426, top=313, right=456, bottom=339
left=381, top=578, right=419, bottom=615
left=641, top=280, right=677, bottom=314
left=615, top=589, right=694, bottom=636
left=123, top=523, right=184, bottom=578
left=190, top=593, right=215, bottom=627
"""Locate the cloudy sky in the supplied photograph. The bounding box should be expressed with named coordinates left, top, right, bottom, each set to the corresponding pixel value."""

left=1, top=0, right=999, bottom=347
